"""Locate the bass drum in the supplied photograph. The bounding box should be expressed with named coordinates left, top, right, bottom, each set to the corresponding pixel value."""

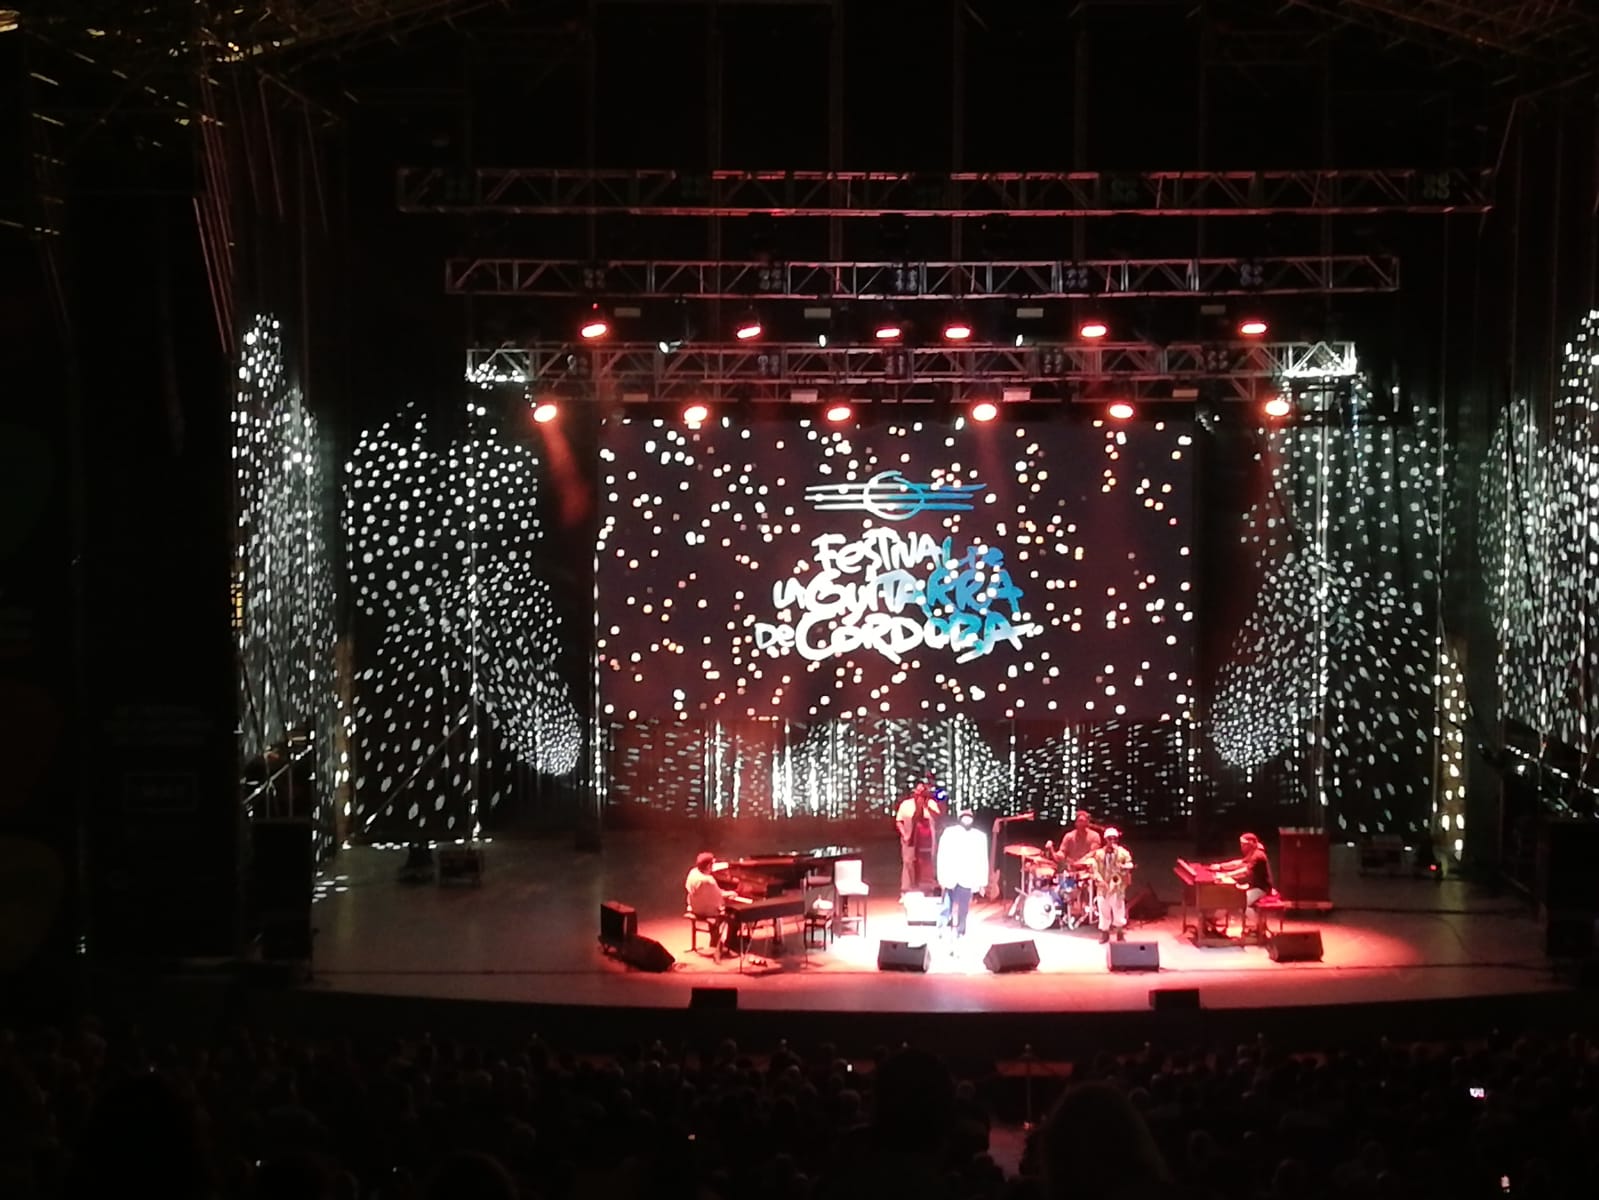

left=1021, top=888, right=1061, bottom=932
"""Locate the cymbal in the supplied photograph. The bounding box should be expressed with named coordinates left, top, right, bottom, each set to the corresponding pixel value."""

left=1003, top=844, right=1044, bottom=858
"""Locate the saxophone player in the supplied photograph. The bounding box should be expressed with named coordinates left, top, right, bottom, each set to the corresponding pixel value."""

left=1090, top=827, right=1136, bottom=944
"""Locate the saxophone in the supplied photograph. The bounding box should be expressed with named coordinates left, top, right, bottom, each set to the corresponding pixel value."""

left=1102, top=848, right=1129, bottom=897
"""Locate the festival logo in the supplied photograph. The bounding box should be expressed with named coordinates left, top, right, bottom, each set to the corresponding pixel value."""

left=753, top=526, right=1042, bottom=666
left=804, top=471, right=985, bottom=521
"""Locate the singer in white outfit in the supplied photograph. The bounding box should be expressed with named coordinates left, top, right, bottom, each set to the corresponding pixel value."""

left=936, top=809, right=989, bottom=940
left=1091, top=827, right=1136, bottom=943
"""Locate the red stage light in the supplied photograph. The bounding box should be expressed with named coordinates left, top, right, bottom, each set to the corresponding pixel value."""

left=824, top=403, right=853, bottom=424
left=874, top=323, right=902, bottom=341
left=1079, top=320, right=1109, bottom=340
left=1106, top=401, right=1135, bottom=421
left=531, top=401, right=559, bottom=424
left=735, top=315, right=762, bottom=340
left=970, top=401, right=999, bottom=423
left=579, top=305, right=610, bottom=340
left=1263, top=394, right=1292, bottom=419
left=1239, top=318, right=1269, bottom=337
left=683, top=402, right=711, bottom=426
left=943, top=321, right=973, bottom=341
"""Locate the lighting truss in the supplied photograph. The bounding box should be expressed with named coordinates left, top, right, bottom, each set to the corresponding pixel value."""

left=1286, top=1, right=1599, bottom=67
left=445, top=255, right=1401, bottom=299
left=467, top=339, right=1358, bottom=404
left=399, top=167, right=1493, bottom=217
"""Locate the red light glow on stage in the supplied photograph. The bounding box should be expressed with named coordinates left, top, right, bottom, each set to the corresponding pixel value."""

left=532, top=401, right=559, bottom=424
left=1239, top=319, right=1269, bottom=337
left=824, top=403, right=854, bottom=424
left=735, top=316, right=763, bottom=340
left=1263, top=394, right=1292, bottom=419
left=1107, top=401, right=1135, bottom=421
left=971, top=401, right=999, bottom=423
left=944, top=321, right=974, bottom=341
left=683, top=402, right=711, bottom=426
left=874, top=324, right=903, bottom=341
left=1079, top=321, right=1109, bottom=340
left=580, top=306, right=610, bottom=339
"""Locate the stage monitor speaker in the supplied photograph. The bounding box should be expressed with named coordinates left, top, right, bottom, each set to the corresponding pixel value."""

left=1107, top=941, right=1160, bottom=971
left=616, top=935, right=675, bottom=973
left=600, top=901, right=638, bottom=947
left=983, top=940, right=1040, bottom=973
left=690, top=987, right=739, bottom=1010
left=877, top=939, right=931, bottom=973
left=1149, top=988, right=1200, bottom=1011
left=1268, top=930, right=1324, bottom=962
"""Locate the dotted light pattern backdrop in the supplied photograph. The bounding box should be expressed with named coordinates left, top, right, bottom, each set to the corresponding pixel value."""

left=596, top=417, right=1196, bottom=722
left=232, top=314, right=342, bottom=851
left=1209, top=380, right=1442, bottom=837
left=345, top=404, right=582, bottom=841
left=1481, top=311, right=1599, bottom=758
left=602, top=714, right=1193, bottom=827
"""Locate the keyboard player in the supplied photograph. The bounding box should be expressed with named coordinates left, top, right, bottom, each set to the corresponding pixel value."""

left=1206, top=832, right=1274, bottom=936
left=686, top=851, right=738, bottom=960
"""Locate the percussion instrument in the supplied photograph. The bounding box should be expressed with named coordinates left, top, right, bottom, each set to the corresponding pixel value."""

left=1004, top=844, right=1044, bottom=859
left=1021, top=889, right=1061, bottom=932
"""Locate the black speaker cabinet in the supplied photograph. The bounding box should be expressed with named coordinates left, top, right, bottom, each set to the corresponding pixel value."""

left=1277, top=827, right=1331, bottom=904
left=1268, top=930, right=1324, bottom=962
left=616, top=935, right=676, bottom=973
left=877, top=939, right=931, bottom=972
left=1107, top=941, right=1160, bottom=971
left=252, top=819, right=313, bottom=913
left=690, top=987, right=739, bottom=1010
left=983, top=940, right=1040, bottom=973
left=1538, top=821, right=1599, bottom=913
left=600, top=901, right=638, bottom=947
left=1149, top=987, right=1201, bottom=1011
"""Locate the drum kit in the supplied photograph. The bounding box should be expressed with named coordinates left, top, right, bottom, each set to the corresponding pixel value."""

left=1003, top=844, right=1099, bottom=932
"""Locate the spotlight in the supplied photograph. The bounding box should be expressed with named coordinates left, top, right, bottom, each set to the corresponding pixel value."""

left=1263, top=394, right=1292, bottom=419
left=1079, top=320, right=1108, bottom=340
left=579, top=305, right=610, bottom=340
left=734, top=311, right=762, bottom=340
left=824, top=403, right=853, bottom=424
left=531, top=401, right=559, bottom=424
left=1106, top=401, right=1135, bottom=421
left=1239, top=318, right=1269, bottom=337
left=943, top=319, right=974, bottom=342
left=874, top=322, right=903, bottom=341
left=970, top=401, right=999, bottom=423
left=683, top=402, right=711, bottom=426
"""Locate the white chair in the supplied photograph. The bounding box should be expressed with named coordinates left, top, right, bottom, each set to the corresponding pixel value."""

left=834, top=858, right=870, bottom=936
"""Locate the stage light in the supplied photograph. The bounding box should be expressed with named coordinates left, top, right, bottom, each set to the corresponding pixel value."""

left=532, top=401, right=559, bottom=424
left=683, top=402, right=710, bottom=426
left=971, top=401, right=999, bottom=423
left=824, top=403, right=853, bottom=424
left=1106, top=401, right=1135, bottom=421
left=874, top=323, right=903, bottom=341
left=944, top=319, right=974, bottom=342
left=0, top=11, right=18, bottom=33
left=1079, top=320, right=1108, bottom=340
left=734, top=311, right=762, bottom=340
left=1239, top=318, right=1269, bottom=337
left=1263, top=394, right=1293, bottom=419
left=579, top=305, right=610, bottom=340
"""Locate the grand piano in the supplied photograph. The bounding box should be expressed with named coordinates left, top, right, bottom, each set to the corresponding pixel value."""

left=1173, top=858, right=1248, bottom=946
left=712, top=845, right=861, bottom=966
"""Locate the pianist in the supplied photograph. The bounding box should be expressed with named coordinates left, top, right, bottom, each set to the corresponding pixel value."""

left=686, top=851, right=737, bottom=960
left=1207, top=832, right=1273, bottom=936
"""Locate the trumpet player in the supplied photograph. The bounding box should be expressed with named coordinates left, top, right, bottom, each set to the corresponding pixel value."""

left=1091, top=827, right=1136, bottom=944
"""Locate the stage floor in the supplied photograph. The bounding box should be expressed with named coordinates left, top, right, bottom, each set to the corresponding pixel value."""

left=306, top=831, right=1563, bottom=1014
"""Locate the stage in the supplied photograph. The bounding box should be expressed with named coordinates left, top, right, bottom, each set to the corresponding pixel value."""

left=304, top=832, right=1567, bottom=1021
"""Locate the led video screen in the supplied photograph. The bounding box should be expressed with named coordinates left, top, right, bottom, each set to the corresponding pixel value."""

left=597, top=417, right=1194, bottom=721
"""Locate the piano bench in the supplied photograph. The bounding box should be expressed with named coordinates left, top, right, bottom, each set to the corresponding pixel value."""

left=686, top=912, right=720, bottom=955
left=1248, top=896, right=1288, bottom=942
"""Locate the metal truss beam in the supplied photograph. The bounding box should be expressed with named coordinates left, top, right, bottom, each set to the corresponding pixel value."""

left=466, top=340, right=1358, bottom=404
left=399, top=167, right=1494, bottom=217
left=445, top=255, right=1401, bottom=299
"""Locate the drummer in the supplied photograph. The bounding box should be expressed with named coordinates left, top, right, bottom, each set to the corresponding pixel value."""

left=1046, top=810, right=1102, bottom=923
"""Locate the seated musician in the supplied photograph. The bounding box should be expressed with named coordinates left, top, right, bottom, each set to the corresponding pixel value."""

left=1045, top=810, right=1101, bottom=922
left=1207, top=832, right=1273, bottom=936
left=685, top=851, right=737, bottom=960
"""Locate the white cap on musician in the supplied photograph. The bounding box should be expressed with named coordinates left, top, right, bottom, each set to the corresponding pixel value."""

left=1103, top=826, right=1121, bottom=841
